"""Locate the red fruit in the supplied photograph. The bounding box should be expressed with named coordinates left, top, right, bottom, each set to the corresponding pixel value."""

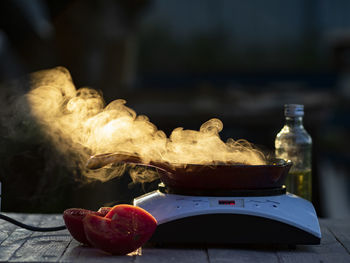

left=63, top=207, right=111, bottom=245
left=83, top=204, right=157, bottom=255
left=97, top=207, right=112, bottom=215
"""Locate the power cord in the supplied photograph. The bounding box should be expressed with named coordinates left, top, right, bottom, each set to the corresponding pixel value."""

left=0, top=213, right=66, bottom=232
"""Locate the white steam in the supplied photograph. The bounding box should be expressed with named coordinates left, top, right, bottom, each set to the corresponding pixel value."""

left=17, top=67, right=266, bottom=182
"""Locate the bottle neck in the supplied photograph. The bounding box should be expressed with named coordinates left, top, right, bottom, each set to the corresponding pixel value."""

left=285, top=116, right=304, bottom=128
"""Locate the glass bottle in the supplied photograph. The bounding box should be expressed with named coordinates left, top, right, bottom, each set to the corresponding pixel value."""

left=275, top=104, right=312, bottom=201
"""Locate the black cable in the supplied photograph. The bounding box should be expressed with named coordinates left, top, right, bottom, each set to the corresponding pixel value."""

left=0, top=213, right=66, bottom=232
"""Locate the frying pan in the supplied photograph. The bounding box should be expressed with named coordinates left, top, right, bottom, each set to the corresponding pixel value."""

left=86, top=153, right=292, bottom=190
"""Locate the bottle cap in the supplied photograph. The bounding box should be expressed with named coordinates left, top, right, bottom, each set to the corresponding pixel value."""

left=284, top=104, right=304, bottom=117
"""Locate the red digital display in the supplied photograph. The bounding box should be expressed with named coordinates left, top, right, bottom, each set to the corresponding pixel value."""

left=218, top=200, right=236, bottom=205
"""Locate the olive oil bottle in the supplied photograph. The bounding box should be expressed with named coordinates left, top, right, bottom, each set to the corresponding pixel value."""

left=275, top=104, right=312, bottom=201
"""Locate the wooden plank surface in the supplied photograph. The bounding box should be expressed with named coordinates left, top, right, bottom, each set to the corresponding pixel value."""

left=135, top=247, right=209, bottom=263
left=60, top=239, right=135, bottom=263
left=0, top=213, right=350, bottom=263
left=8, top=214, right=70, bottom=262
left=0, top=214, right=27, bottom=245
left=207, top=246, right=279, bottom=263
left=321, top=218, right=350, bottom=254
left=276, top=226, right=350, bottom=263
left=0, top=214, right=43, bottom=262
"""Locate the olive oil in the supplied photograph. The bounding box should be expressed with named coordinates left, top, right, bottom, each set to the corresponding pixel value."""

left=285, top=169, right=312, bottom=201
left=275, top=104, right=312, bottom=201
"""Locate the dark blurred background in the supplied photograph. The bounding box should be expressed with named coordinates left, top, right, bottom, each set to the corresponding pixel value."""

left=0, top=0, right=349, bottom=218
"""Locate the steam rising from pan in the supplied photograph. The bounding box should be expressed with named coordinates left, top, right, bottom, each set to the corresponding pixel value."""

left=13, top=67, right=266, bottom=182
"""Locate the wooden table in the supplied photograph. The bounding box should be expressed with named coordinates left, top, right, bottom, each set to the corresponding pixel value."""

left=0, top=213, right=349, bottom=262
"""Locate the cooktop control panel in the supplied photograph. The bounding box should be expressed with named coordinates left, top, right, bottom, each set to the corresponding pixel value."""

left=171, top=197, right=244, bottom=209
left=215, top=199, right=244, bottom=207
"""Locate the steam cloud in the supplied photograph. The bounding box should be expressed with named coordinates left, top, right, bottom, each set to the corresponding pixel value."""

left=7, top=67, right=266, bottom=182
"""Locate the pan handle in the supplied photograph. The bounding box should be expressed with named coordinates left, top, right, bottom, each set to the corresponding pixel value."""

left=86, top=152, right=141, bottom=169
left=86, top=152, right=171, bottom=173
